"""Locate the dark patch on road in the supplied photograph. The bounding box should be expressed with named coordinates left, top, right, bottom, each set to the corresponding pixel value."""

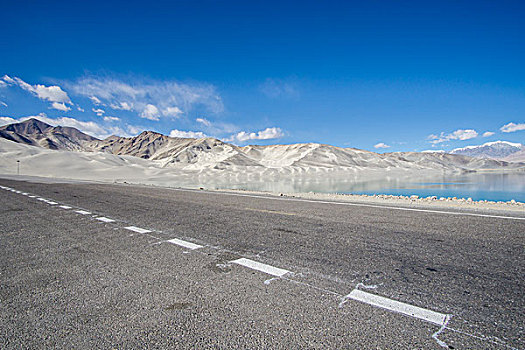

left=205, top=252, right=241, bottom=274
left=165, top=302, right=192, bottom=310
left=68, top=245, right=93, bottom=254
left=273, top=227, right=301, bottom=235
left=1, top=208, right=24, bottom=213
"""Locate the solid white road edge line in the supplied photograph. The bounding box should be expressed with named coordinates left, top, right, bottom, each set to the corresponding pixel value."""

left=175, top=188, right=525, bottom=221
left=166, top=238, right=203, bottom=250
left=346, top=289, right=448, bottom=326
left=231, top=257, right=291, bottom=277
left=124, top=226, right=152, bottom=234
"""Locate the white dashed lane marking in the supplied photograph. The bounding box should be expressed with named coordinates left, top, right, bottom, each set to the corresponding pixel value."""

left=231, top=258, right=291, bottom=277
left=46, top=201, right=58, bottom=205
left=59, top=205, right=72, bottom=209
left=124, top=226, right=152, bottom=234
left=166, top=238, right=203, bottom=250
left=96, top=217, right=115, bottom=223
left=75, top=210, right=91, bottom=215
left=344, top=289, right=449, bottom=326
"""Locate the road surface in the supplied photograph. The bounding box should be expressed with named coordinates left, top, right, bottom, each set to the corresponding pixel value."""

left=0, top=178, right=523, bottom=349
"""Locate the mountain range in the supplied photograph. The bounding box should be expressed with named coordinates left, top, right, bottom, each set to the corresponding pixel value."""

left=450, top=141, right=524, bottom=161
left=1, top=118, right=524, bottom=174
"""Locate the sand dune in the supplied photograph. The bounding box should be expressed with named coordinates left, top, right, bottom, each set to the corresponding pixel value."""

left=1, top=119, right=524, bottom=188
left=2, top=136, right=523, bottom=191
left=503, top=149, right=525, bottom=163
left=0, top=138, right=168, bottom=182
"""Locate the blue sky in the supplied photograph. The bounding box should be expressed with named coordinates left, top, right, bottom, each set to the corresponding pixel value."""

left=1, top=0, right=524, bottom=152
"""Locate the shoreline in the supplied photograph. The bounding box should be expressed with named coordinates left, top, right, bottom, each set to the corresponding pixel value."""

left=1, top=173, right=524, bottom=214
left=211, top=188, right=525, bottom=213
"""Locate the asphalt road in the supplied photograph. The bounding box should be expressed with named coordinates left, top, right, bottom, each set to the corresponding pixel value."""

left=0, top=178, right=523, bottom=349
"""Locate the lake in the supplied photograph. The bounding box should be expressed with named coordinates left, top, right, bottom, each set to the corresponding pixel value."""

left=208, top=172, right=525, bottom=202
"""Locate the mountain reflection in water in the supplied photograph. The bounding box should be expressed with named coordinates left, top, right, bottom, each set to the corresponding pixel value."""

left=205, top=173, right=525, bottom=202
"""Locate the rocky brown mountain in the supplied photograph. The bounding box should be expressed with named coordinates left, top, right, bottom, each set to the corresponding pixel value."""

left=0, top=118, right=98, bottom=151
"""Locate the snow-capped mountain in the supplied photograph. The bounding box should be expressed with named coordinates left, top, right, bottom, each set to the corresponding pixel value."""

left=450, top=141, right=523, bottom=159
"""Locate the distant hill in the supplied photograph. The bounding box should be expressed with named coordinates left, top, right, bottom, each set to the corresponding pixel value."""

left=502, top=148, right=525, bottom=163
left=85, top=131, right=262, bottom=169
left=0, top=118, right=98, bottom=151
left=451, top=141, right=523, bottom=160
left=1, top=118, right=524, bottom=173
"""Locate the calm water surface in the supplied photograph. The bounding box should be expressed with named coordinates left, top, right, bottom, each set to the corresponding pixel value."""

left=209, top=173, right=525, bottom=202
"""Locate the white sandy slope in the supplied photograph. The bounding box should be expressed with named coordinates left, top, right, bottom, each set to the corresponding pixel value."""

left=2, top=138, right=525, bottom=212
left=0, top=138, right=446, bottom=187
left=0, top=138, right=170, bottom=183
left=0, top=139, right=267, bottom=188
left=0, top=138, right=291, bottom=185
left=1, top=136, right=524, bottom=186
left=503, top=148, right=525, bottom=163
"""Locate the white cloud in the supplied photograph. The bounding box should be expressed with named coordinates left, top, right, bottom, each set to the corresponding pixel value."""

left=374, top=142, right=390, bottom=149
left=260, top=78, right=299, bottom=99
left=2, top=75, right=16, bottom=84
left=427, top=129, right=478, bottom=144
left=500, top=122, right=525, bottom=133
left=169, top=129, right=207, bottom=138
left=221, top=136, right=235, bottom=142
left=110, top=101, right=133, bottom=110
left=30, top=84, right=70, bottom=104
left=0, top=80, right=7, bottom=88
left=195, top=117, right=239, bottom=135
left=51, top=102, right=71, bottom=111
left=140, top=104, right=160, bottom=120
left=92, top=108, right=105, bottom=116
left=422, top=150, right=446, bottom=153
left=0, top=101, right=7, bottom=107
left=90, top=96, right=103, bottom=105
left=196, top=117, right=211, bottom=126
left=0, top=116, right=16, bottom=126
left=103, top=116, right=120, bottom=122
left=3, top=75, right=72, bottom=106
left=77, top=106, right=85, bottom=112
left=127, top=125, right=144, bottom=135
left=163, top=106, right=183, bottom=117
left=230, top=127, right=284, bottom=142
left=67, top=75, right=224, bottom=120
left=482, top=131, right=495, bottom=137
